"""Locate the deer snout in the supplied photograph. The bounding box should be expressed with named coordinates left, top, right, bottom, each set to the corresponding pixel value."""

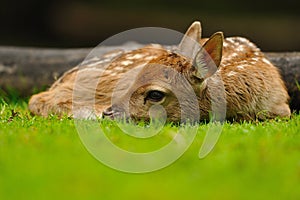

left=103, top=105, right=126, bottom=120
left=103, top=106, right=114, bottom=117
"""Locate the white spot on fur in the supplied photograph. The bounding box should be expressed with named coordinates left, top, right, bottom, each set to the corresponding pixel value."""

left=228, top=52, right=238, bottom=60
left=120, top=60, right=134, bottom=66
left=227, top=38, right=240, bottom=46
left=247, top=41, right=257, bottom=49
left=236, top=45, right=245, bottom=52
left=226, top=38, right=236, bottom=44
left=87, top=56, right=100, bottom=61
left=227, top=37, right=259, bottom=50
left=86, top=58, right=111, bottom=67
left=223, top=42, right=228, bottom=48
left=114, top=66, right=124, bottom=71
left=237, top=37, right=249, bottom=43
left=103, top=50, right=123, bottom=58
left=227, top=71, right=237, bottom=76
left=236, top=37, right=257, bottom=49
left=144, top=56, right=156, bottom=60
left=81, top=56, right=100, bottom=65
left=262, top=58, right=272, bottom=65
left=253, top=51, right=260, bottom=56
left=81, top=68, right=106, bottom=73
left=126, top=53, right=145, bottom=60
left=237, top=65, right=244, bottom=70
left=149, top=44, right=163, bottom=49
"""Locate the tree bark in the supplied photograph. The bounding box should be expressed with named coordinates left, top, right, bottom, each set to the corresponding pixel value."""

left=0, top=46, right=299, bottom=110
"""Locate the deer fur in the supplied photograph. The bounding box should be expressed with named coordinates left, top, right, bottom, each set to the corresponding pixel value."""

left=28, top=21, right=290, bottom=121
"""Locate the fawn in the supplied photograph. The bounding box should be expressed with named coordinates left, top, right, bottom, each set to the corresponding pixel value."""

left=29, top=21, right=291, bottom=121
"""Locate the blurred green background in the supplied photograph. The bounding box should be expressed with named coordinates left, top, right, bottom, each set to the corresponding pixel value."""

left=1, top=0, right=299, bottom=51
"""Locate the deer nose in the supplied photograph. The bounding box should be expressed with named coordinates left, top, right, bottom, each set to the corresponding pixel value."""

left=103, top=106, right=125, bottom=119
left=103, top=107, right=114, bottom=117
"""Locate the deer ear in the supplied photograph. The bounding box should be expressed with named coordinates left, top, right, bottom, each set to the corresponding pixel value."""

left=193, top=32, right=223, bottom=79
left=178, top=21, right=202, bottom=59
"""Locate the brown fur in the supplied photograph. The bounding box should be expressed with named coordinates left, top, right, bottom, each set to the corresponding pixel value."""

left=29, top=21, right=290, bottom=121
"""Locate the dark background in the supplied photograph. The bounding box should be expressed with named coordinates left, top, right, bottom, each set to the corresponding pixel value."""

left=1, top=0, right=299, bottom=51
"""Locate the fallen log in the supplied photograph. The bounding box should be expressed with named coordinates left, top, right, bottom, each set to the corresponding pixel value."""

left=0, top=46, right=299, bottom=110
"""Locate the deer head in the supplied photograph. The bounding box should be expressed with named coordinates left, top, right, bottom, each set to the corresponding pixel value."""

left=103, top=22, right=224, bottom=122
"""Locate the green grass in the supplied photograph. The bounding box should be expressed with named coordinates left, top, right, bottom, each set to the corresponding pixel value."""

left=1, top=99, right=300, bottom=200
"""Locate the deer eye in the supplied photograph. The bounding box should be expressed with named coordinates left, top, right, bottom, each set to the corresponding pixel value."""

left=146, top=90, right=165, bottom=102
